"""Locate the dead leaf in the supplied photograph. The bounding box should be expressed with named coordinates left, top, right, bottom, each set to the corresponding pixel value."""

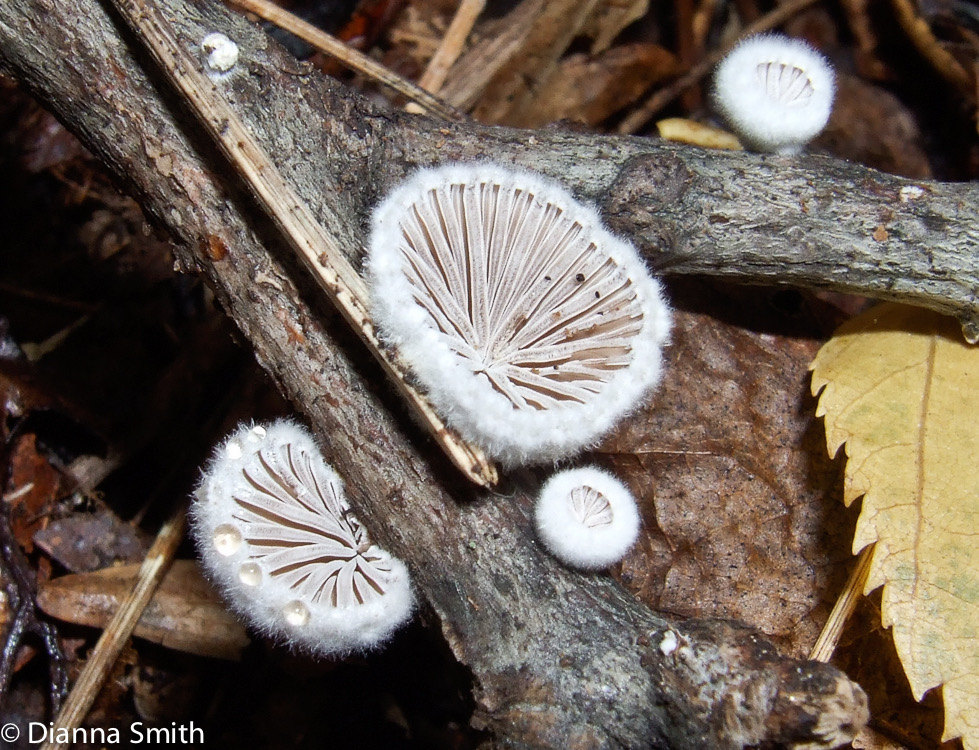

left=3, top=433, right=61, bottom=553
left=834, top=591, right=958, bottom=750
left=468, top=0, right=605, bottom=125
left=810, top=302, right=979, bottom=749
left=816, top=75, right=933, bottom=179
left=603, top=281, right=854, bottom=657
left=528, top=44, right=678, bottom=127
left=656, top=117, right=743, bottom=150
left=36, top=560, right=250, bottom=660
left=441, top=0, right=645, bottom=118
left=580, top=0, right=648, bottom=54
left=33, top=508, right=149, bottom=572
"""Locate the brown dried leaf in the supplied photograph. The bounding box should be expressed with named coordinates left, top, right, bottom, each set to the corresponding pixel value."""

left=386, top=2, right=450, bottom=74
left=0, top=369, right=57, bottom=425
left=34, top=508, right=149, bottom=572
left=4, top=433, right=62, bottom=554
left=527, top=43, right=679, bottom=127
left=36, top=560, right=250, bottom=660
left=817, top=75, right=933, bottom=179
left=580, top=0, right=648, bottom=54
left=0, top=79, right=89, bottom=174
left=603, top=282, right=853, bottom=656
left=468, top=0, right=604, bottom=125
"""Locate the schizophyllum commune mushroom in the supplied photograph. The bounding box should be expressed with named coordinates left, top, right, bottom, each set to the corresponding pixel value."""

left=201, top=32, right=239, bottom=78
left=534, top=466, right=640, bottom=570
left=192, top=420, right=414, bottom=656
left=712, top=33, right=836, bottom=154
left=368, top=162, right=672, bottom=466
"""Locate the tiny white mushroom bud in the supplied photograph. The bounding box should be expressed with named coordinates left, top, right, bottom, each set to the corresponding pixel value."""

left=534, top=466, right=640, bottom=570
left=368, top=163, right=672, bottom=466
left=202, top=32, right=239, bottom=76
left=712, top=33, right=835, bottom=154
left=191, top=420, right=415, bottom=656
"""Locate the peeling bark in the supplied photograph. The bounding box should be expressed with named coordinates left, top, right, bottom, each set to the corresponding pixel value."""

left=0, top=0, right=894, bottom=746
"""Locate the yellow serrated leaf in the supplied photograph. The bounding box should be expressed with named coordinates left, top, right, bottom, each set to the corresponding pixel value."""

left=810, top=302, right=979, bottom=749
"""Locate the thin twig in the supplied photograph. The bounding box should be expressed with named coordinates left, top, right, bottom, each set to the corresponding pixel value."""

left=41, top=505, right=186, bottom=750
left=0, top=427, right=68, bottom=716
left=107, top=0, right=498, bottom=488
left=436, top=0, right=545, bottom=110
left=0, top=512, right=67, bottom=715
left=890, top=0, right=973, bottom=95
left=809, top=544, right=874, bottom=662
left=226, top=0, right=464, bottom=121
left=617, top=0, right=821, bottom=134
left=839, top=0, right=888, bottom=79
left=411, top=0, right=485, bottom=106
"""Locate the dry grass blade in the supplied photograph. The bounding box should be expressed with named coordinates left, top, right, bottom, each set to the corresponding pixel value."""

left=228, top=0, right=464, bottom=121
left=41, top=507, right=186, bottom=750
left=438, top=0, right=549, bottom=111
left=405, top=0, right=486, bottom=114
left=809, top=544, right=873, bottom=662
left=105, top=0, right=498, bottom=488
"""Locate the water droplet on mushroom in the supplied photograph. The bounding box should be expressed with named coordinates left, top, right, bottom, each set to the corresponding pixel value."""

left=212, top=524, right=242, bottom=556
left=193, top=420, right=415, bottom=656
left=283, top=600, right=310, bottom=627
left=238, top=562, right=262, bottom=586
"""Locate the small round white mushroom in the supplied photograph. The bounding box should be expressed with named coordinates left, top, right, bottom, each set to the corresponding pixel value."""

left=191, top=420, right=414, bottom=656
left=201, top=32, right=239, bottom=77
left=368, top=162, right=672, bottom=466
left=534, top=466, right=640, bottom=570
left=712, top=33, right=836, bottom=154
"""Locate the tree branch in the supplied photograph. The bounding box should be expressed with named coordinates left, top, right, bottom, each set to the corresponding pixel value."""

left=0, top=0, right=890, bottom=746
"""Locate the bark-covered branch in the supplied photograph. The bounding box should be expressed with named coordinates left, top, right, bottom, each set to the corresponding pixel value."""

left=0, top=0, right=893, bottom=746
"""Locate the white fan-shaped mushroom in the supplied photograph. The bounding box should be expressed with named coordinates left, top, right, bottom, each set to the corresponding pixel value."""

left=368, top=163, right=671, bottom=466
left=712, top=33, right=835, bottom=154
left=191, top=420, right=414, bottom=656
left=534, top=466, right=640, bottom=569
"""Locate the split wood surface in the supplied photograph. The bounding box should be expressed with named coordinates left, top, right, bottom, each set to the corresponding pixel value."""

left=6, top=0, right=973, bottom=745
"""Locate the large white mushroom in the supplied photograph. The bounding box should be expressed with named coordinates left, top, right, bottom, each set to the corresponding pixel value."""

left=192, top=420, right=414, bottom=656
left=368, top=162, right=672, bottom=466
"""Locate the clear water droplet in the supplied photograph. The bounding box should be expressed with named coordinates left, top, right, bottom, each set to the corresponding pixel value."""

left=238, top=562, right=261, bottom=586
left=225, top=440, right=243, bottom=460
left=283, top=600, right=309, bottom=627
left=212, top=524, right=242, bottom=556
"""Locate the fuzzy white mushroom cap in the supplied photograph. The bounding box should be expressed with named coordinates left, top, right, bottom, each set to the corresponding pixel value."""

left=712, top=33, right=835, bottom=154
left=534, top=466, right=640, bottom=569
left=368, top=163, right=671, bottom=466
left=201, top=32, right=239, bottom=76
left=191, top=420, right=414, bottom=657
